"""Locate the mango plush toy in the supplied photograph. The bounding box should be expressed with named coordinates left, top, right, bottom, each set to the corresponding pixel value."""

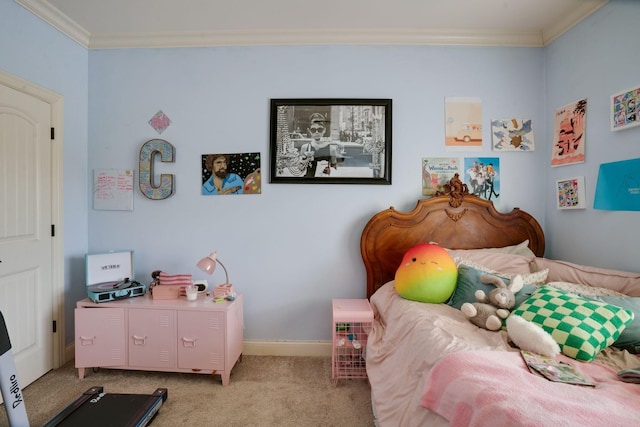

left=394, top=243, right=458, bottom=303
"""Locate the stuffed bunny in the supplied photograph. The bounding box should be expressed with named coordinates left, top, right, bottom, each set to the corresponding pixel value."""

left=460, top=274, right=524, bottom=331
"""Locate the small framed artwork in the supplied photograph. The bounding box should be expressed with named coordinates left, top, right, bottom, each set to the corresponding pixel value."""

left=269, top=98, right=392, bottom=184
left=611, top=86, right=640, bottom=131
left=556, top=176, right=586, bottom=210
left=201, top=152, right=261, bottom=195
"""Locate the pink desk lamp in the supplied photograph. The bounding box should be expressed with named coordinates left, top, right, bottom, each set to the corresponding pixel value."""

left=196, top=252, right=234, bottom=300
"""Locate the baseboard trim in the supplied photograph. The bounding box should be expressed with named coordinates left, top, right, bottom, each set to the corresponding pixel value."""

left=64, top=339, right=332, bottom=363
left=243, top=340, right=332, bottom=357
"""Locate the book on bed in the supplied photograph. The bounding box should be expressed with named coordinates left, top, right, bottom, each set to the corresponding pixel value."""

left=520, top=351, right=595, bottom=387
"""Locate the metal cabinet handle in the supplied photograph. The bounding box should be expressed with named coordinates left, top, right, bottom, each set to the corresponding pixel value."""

left=181, top=337, right=197, bottom=348
left=132, top=335, right=147, bottom=345
left=79, top=335, right=96, bottom=345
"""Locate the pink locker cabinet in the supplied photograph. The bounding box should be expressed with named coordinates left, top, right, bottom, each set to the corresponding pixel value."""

left=177, top=310, right=224, bottom=371
left=75, top=307, right=126, bottom=378
left=128, top=309, right=176, bottom=369
left=74, top=293, right=243, bottom=386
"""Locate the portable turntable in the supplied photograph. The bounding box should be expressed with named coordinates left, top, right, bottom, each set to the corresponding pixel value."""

left=85, top=251, right=146, bottom=303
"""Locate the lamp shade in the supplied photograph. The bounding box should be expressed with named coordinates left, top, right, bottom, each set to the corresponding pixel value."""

left=196, top=251, right=229, bottom=284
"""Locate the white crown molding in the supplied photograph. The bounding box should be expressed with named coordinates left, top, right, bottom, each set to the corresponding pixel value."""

left=541, top=0, right=610, bottom=45
left=86, top=28, right=544, bottom=49
left=18, top=0, right=608, bottom=50
left=16, top=0, right=90, bottom=48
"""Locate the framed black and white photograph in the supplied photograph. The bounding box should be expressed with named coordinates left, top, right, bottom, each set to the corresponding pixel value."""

left=269, top=98, right=392, bottom=184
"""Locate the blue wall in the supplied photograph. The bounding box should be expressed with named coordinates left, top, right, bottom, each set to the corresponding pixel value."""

left=1, top=0, right=638, bottom=345
left=87, top=45, right=545, bottom=342
left=544, top=0, right=640, bottom=269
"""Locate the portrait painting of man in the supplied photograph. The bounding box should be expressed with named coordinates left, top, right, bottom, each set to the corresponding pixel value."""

left=201, top=152, right=261, bottom=195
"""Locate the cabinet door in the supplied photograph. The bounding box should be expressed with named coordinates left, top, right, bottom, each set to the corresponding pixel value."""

left=75, top=307, right=126, bottom=368
left=177, top=310, right=224, bottom=370
left=128, top=309, right=176, bottom=369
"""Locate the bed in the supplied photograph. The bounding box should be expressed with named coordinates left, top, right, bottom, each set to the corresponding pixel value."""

left=361, top=181, right=640, bottom=427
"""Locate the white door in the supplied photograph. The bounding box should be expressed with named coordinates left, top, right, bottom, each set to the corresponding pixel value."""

left=0, top=82, right=54, bottom=392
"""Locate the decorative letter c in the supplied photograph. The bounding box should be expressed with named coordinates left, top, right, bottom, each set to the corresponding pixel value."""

left=139, top=139, right=175, bottom=200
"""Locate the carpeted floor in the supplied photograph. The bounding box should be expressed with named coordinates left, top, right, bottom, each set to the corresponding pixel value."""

left=1, top=356, right=374, bottom=427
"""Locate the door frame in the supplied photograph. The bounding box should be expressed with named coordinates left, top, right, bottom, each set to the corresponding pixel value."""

left=0, top=69, right=65, bottom=369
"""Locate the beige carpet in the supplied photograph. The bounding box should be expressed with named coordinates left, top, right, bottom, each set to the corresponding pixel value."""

left=1, top=356, right=374, bottom=427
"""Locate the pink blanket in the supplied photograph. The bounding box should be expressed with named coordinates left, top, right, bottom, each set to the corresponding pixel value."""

left=158, top=272, right=192, bottom=287
left=421, top=350, right=640, bottom=427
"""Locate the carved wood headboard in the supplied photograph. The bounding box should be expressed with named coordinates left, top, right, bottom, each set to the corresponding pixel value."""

left=360, top=190, right=545, bottom=299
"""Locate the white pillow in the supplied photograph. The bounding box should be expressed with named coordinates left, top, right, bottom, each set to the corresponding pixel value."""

left=447, top=240, right=535, bottom=257
left=448, top=252, right=533, bottom=274
left=546, top=281, right=627, bottom=297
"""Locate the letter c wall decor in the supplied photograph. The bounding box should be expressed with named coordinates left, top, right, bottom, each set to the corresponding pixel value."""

left=139, top=139, right=175, bottom=200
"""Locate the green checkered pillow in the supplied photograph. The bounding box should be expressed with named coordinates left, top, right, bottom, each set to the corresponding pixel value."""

left=512, top=285, right=634, bottom=361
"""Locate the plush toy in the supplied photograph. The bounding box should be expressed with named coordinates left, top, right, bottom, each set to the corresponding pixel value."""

left=506, top=314, right=560, bottom=357
left=394, top=243, right=457, bottom=303
left=460, top=274, right=523, bottom=331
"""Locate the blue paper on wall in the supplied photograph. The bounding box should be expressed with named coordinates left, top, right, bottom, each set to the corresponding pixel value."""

left=593, top=158, right=640, bottom=211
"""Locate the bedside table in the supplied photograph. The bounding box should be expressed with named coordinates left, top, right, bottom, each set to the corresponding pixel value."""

left=331, top=298, right=373, bottom=386
left=74, top=293, right=243, bottom=386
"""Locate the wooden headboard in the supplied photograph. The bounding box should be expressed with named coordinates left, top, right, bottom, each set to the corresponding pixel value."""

left=360, top=184, right=545, bottom=299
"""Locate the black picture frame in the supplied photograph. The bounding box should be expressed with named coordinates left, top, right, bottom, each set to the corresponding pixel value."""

left=269, top=98, right=392, bottom=184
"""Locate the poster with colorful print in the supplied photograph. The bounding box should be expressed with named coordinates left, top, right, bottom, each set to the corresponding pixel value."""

left=491, top=119, right=534, bottom=151
left=611, top=86, right=640, bottom=131
left=551, top=99, right=586, bottom=167
left=463, top=157, right=500, bottom=202
left=445, top=97, right=482, bottom=151
left=422, top=157, right=460, bottom=196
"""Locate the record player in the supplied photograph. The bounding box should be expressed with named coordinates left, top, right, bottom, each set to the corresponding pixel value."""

left=85, top=251, right=146, bottom=303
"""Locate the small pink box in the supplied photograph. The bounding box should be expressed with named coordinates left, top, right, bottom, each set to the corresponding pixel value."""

left=152, top=286, right=180, bottom=300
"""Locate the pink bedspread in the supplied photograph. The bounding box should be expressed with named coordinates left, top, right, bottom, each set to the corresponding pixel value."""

left=421, top=350, right=640, bottom=426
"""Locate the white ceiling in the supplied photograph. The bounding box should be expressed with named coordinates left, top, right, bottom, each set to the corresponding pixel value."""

left=17, top=0, right=609, bottom=49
